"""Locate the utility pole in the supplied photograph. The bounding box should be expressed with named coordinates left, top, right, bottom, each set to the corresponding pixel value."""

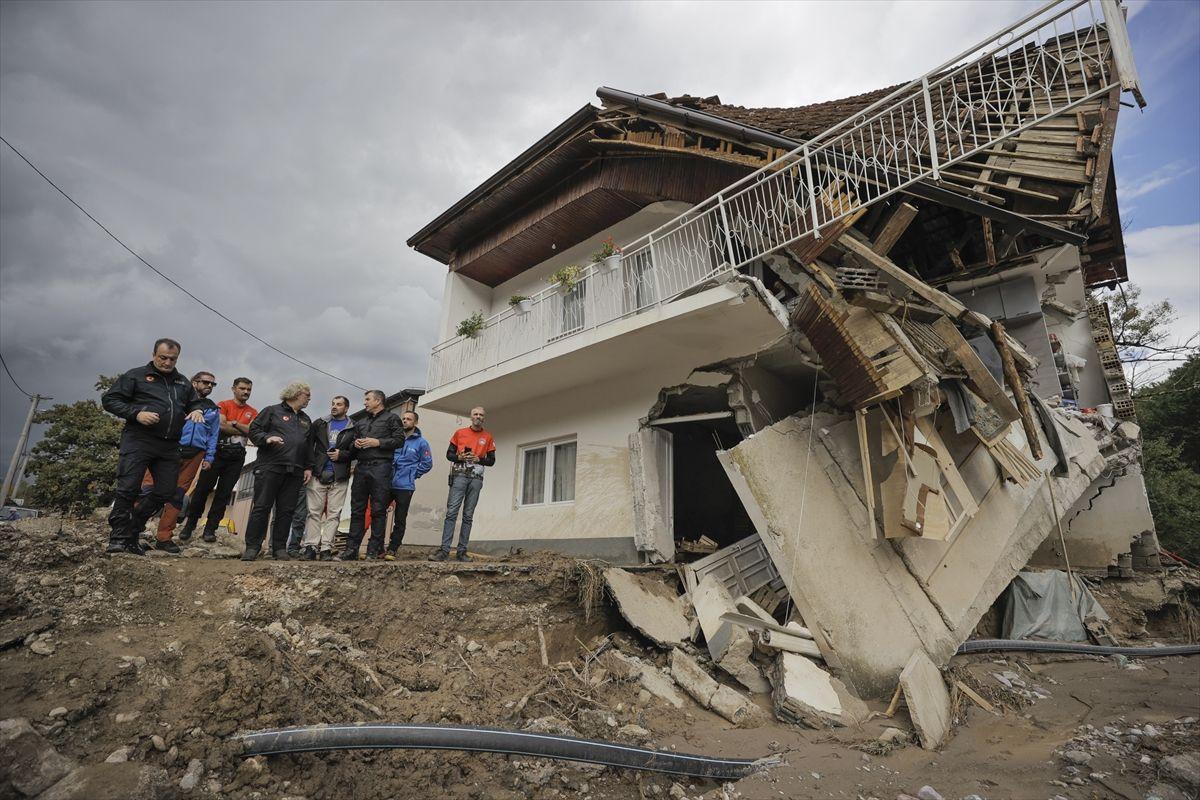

left=2, top=393, right=43, bottom=507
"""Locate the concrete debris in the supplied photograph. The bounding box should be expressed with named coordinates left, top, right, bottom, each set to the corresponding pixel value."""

left=1161, top=752, right=1200, bottom=791
left=692, top=575, right=770, bottom=693
left=898, top=651, right=952, bottom=750
left=770, top=652, right=868, bottom=729
left=668, top=649, right=765, bottom=727
left=603, top=568, right=692, bottom=648
left=604, top=649, right=685, bottom=709
left=36, top=763, right=173, bottom=800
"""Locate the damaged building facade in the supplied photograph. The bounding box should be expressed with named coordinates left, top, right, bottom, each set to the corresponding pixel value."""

left=408, top=1, right=1153, bottom=692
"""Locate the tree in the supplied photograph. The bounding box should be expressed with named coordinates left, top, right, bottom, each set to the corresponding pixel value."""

left=25, top=375, right=123, bottom=516
left=1093, top=283, right=1199, bottom=388
left=1135, top=355, right=1200, bottom=564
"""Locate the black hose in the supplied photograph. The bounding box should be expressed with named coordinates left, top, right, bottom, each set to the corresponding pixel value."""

left=236, top=723, right=773, bottom=780
left=957, top=639, right=1200, bottom=657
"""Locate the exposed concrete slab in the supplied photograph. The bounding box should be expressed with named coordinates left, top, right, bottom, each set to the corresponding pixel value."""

left=899, top=650, right=952, bottom=750
left=603, top=568, right=691, bottom=648
left=770, top=653, right=869, bottom=729
left=1033, top=464, right=1154, bottom=569
left=669, top=650, right=766, bottom=727
left=718, top=407, right=1107, bottom=697
left=692, top=574, right=770, bottom=693
left=604, top=650, right=685, bottom=708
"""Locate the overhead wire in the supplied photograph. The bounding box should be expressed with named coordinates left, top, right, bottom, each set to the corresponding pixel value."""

left=0, top=352, right=34, bottom=399
left=0, top=134, right=367, bottom=391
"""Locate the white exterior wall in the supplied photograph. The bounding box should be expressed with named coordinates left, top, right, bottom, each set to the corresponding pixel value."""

left=438, top=271, right=492, bottom=343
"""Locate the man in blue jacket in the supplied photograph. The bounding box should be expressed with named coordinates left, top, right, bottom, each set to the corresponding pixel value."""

left=101, top=338, right=207, bottom=555
left=136, top=370, right=221, bottom=553
left=384, top=410, right=433, bottom=559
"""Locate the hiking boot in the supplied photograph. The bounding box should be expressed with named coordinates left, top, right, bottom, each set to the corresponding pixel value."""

left=318, top=549, right=332, bottom=562
left=333, top=549, right=357, bottom=562
left=240, top=548, right=260, bottom=562
left=106, top=539, right=143, bottom=555
left=384, top=551, right=396, bottom=561
left=201, top=529, right=217, bottom=543
left=456, top=552, right=472, bottom=563
left=271, top=549, right=292, bottom=561
left=303, top=546, right=317, bottom=561
left=366, top=551, right=384, bottom=560
left=286, top=548, right=301, bottom=560
left=428, top=549, right=448, bottom=562
left=154, top=539, right=182, bottom=555
left=178, top=520, right=196, bottom=543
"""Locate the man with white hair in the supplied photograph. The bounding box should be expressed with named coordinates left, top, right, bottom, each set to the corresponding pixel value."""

left=243, top=381, right=313, bottom=561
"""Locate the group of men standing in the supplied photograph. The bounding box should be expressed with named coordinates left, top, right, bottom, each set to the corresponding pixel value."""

left=101, top=338, right=496, bottom=562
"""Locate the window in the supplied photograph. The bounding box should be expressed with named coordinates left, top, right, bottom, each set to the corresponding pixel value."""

left=518, top=438, right=577, bottom=506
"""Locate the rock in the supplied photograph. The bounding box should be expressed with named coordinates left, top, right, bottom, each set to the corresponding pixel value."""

left=1161, top=752, right=1200, bottom=790
left=232, top=756, right=266, bottom=788
left=47, top=707, right=68, bottom=719
left=0, top=717, right=78, bottom=796
left=466, top=640, right=482, bottom=653
left=916, top=788, right=944, bottom=800
left=205, top=779, right=222, bottom=793
left=522, top=717, right=578, bottom=737
left=37, top=763, right=172, bottom=800
left=150, top=735, right=166, bottom=752
left=179, top=758, right=204, bottom=790
left=878, top=727, right=909, bottom=745
left=104, top=747, right=131, bottom=763
left=603, top=567, right=692, bottom=648
left=618, top=724, right=652, bottom=742
left=1115, top=421, right=1140, bottom=441
left=1062, top=749, right=1092, bottom=766
left=114, top=712, right=141, bottom=724
left=771, top=652, right=869, bottom=729
left=606, top=650, right=685, bottom=709
left=1146, top=782, right=1188, bottom=800
left=692, top=575, right=769, bottom=693
left=899, top=651, right=951, bottom=750
left=29, top=640, right=55, bottom=656
left=669, top=783, right=687, bottom=799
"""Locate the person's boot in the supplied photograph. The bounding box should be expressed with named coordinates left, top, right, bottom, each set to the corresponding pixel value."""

left=201, top=528, right=217, bottom=543
left=303, top=546, right=317, bottom=561
left=428, top=549, right=448, bottom=562
left=271, top=549, right=292, bottom=561
left=154, top=539, right=181, bottom=554
left=318, top=549, right=332, bottom=561
left=240, top=547, right=260, bottom=562
left=456, top=551, right=472, bottom=563
left=178, top=519, right=197, bottom=543
left=333, top=548, right=357, bottom=562
left=106, top=534, right=133, bottom=555
left=384, top=549, right=396, bottom=562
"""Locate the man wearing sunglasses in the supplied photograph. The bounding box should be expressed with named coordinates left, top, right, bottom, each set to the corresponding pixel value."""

left=136, top=370, right=221, bottom=553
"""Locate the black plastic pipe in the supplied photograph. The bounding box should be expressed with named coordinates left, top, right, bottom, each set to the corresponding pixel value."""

left=237, top=723, right=771, bottom=780
left=957, top=639, right=1200, bottom=657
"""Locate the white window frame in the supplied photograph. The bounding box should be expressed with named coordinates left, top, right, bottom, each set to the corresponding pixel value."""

left=517, top=436, right=578, bottom=508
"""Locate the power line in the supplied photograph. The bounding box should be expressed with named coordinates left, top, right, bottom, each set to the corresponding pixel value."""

left=0, top=134, right=367, bottom=391
left=0, top=352, right=34, bottom=399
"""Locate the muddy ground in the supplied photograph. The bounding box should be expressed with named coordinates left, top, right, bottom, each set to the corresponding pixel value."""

left=1, top=516, right=1197, bottom=800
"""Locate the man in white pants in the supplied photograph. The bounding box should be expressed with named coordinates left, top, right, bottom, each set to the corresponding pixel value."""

left=300, top=396, right=356, bottom=560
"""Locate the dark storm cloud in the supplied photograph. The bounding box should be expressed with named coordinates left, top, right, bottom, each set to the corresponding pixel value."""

left=1, top=0, right=1049, bottom=459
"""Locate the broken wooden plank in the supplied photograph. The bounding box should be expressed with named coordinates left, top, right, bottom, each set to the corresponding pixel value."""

left=982, top=218, right=997, bottom=268
left=991, top=320, right=1044, bottom=460
left=931, top=316, right=1020, bottom=425
left=954, top=680, right=998, bottom=715
left=856, top=407, right=878, bottom=539
left=872, top=202, right=918, bottom=256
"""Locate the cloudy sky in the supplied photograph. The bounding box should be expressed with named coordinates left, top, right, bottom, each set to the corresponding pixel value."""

left=1, top=0, right=1197, bottom=469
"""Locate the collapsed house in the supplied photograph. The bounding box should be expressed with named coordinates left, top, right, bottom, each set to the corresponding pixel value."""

left=405, top=2, right=1153, bottom=697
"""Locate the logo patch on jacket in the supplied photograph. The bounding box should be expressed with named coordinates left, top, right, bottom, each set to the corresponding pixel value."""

left=145, top=375, right=156, bottom=382
left=282, top=415, right=291, bottom=422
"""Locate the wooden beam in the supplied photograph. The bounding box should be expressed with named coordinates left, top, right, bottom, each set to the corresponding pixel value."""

left=931, top=316, right=1021, bottom=425
left=991, top=320, right=1044, bottom=460
left=872, top=202, right=919, bottom=256
left=982, top=218, right=997, bottom=268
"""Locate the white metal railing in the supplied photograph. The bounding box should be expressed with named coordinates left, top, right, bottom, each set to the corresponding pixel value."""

left=426, top=0, right=1142, bottom=391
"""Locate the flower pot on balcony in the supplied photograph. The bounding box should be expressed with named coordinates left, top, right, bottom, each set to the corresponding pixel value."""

left=513, top=298, right=533, bottom=315
left=602, top=254, right=622, bottom=272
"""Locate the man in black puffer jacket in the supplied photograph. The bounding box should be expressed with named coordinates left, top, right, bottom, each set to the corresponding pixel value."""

left=101, top=338, right=207, bottom=555
left=243, top=381, right=314, bottom=561
left=335, top=389, right=403, bottom=561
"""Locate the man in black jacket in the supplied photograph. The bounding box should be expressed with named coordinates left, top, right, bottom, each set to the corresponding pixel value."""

left=101, top=338, right=207, bottom=555
left=243, top=381, right=314, bottom=561
left=298, top=395, right=357, bottom=560
left=335, top=389, right=403, bottom=561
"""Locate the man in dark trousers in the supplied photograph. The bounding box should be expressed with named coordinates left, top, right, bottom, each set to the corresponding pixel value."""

left=101, top=338, right=207, bottom=555
left=385, top=410, right=433, bottom=559
left=335, top=389, right=402, bottom=561
left=180, top=377, right=257, bottom=543
left=243, top=381, right=313, bottom=561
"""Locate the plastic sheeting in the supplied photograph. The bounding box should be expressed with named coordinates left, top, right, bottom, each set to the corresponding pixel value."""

left=1001, top=570, right=1110, bottom=642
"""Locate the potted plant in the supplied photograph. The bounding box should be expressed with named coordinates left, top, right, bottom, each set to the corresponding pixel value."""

left=547, top=264, right=583, bottom=293
left=592, top=237, right=622, bottom=272
left=455, top=311, right=485, bottom=339
left=508, top=294, right=533, bottom=315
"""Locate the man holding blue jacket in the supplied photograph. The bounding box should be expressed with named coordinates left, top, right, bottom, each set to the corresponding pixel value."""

left=385, top=410, right=432, bottom=559
left=136, top=370, right=221, bottom=553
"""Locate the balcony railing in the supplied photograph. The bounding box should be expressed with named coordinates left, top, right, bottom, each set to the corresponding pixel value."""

left=427, top=0, right=1140, bottom=393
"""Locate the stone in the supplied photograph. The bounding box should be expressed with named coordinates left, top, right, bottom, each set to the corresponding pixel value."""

left=604, top=568, right=692, bottom=648
left=1146, top=782, right=1188, bottom=800
left=771, top=652, right=869, bottom=729
left=114, top=712, right=141, bottom=724
left=150, top=735, right=166, bottom=752
left=1161, top=752, right=1200, bottom=790
left=1115, top=421, right=1140, bottom=441
left=466, top=640, right=482, bottom=653
left=669, top=783, right=687, bottom=799
left=916, top=788, right=944, bottom=800
left=104, top=747, right=132, bottom=763
left=692, top=574, right=769, bottom=693
left=878, top=727, right=909, bottom=745
left=29, top=640, right=55, bottom=656
left=37, top=763, right=172, bottom=800
left=522, top=717, right=578, bottom=737
left=898, top=651, right=951, bottom=750
left=606, top=650, right=685, bottom=708
left=0, top=717, right=78, bottom=796
left=1061, top=749, right=1092, bottom=766
left=47, top=707, right=68, bottom=719
left=617, top=724, right=652, bottom=741
left=179, top=758, right=204, bottom=790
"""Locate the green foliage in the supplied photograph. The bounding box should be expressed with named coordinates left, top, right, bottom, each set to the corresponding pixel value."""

left=25, top=376, right=123, bottom=516
left=1135, top=355, right=1200, bottom=564
left=508, top=295, right=529, bottom=306
left=455, top=311, right=486, bottom=339
left=547, top=265, right=582, bottom=291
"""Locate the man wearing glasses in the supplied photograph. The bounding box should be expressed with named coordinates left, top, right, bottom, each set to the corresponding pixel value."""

left=136, top=370, right=222, bottom=553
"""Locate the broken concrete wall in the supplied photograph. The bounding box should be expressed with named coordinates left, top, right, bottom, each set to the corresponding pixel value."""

left=1031, top=462, right=1155, bottom=569
left=717, top=407, right=1107, bottom=697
